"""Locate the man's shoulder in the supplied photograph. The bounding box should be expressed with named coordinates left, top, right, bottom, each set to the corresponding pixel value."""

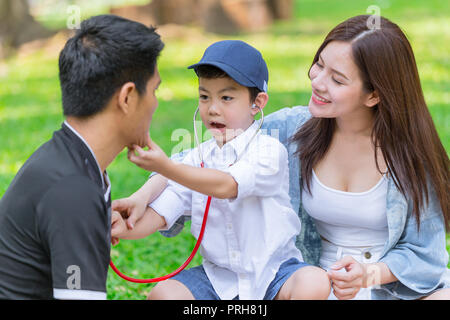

left=3, top=131, right=97, bottom=210
left=39, top=174, right=105, bottom=213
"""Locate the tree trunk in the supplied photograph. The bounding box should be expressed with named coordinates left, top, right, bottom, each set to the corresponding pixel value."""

left=0, top=0, right=54, bottom=58
left=110, top=0, right=294, bottom=35
left=268, top=0, right=294, bottom=20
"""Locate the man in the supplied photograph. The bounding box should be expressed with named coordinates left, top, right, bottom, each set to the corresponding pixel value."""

left=0, top=15, right=164, bottom=299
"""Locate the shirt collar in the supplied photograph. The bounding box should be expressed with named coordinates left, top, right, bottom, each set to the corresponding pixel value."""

left=201, top=120, right=261, bottom=162
left=63, top=120, right=110, bottom=200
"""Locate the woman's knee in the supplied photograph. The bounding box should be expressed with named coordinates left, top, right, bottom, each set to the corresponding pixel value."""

left=147, top=279, right=195, bottom=300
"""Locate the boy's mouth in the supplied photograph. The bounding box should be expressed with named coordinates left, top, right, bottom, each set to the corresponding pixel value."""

left=209, top=121, right=226, bottom=129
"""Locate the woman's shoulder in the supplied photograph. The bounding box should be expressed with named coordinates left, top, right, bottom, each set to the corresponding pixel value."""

left=264, top=105, right=311, bottom=124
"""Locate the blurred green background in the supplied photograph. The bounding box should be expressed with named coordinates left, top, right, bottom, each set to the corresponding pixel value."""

left=0, top=0, right=448, bottom=300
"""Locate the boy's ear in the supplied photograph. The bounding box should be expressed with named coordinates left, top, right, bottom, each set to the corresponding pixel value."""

left=251, top=92, right=269, bottom=116
left=117, top=82, right=138, bottom=115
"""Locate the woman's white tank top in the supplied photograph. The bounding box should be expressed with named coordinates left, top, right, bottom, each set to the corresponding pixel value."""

left=302, top=170, right=389, bottom=247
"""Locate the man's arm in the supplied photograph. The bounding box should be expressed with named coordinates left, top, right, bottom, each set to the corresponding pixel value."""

left=37, top=176, right=111, bottom=300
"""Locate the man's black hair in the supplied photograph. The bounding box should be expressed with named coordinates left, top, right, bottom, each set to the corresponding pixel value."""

left=59, top=14, right=164, bottom=117
left=194, top=65, right=261, bottom=102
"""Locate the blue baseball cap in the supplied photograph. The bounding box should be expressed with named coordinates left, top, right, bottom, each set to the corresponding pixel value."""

left=188, top=40, right=268, bottom=92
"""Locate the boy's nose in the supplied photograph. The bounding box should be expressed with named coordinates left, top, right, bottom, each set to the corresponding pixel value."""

left=208, top=103, right=220, bottom=115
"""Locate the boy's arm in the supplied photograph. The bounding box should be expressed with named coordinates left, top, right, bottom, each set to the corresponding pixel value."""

left=129, top=140, right=238, bottom=199
left=112, top=174, right=168, bottom=229
left=160, top=162, right=237, bottom=199
left=114, top=206, right=167, bottom=240
left=132, top=174, right=168, bottom=204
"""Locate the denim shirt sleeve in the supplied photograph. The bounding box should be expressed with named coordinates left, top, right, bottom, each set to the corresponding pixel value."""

left=374, top=178, right=450, bottom=299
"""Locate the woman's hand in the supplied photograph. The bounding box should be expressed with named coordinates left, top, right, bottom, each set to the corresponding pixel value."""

left=327, top=255, right=368, bottom=300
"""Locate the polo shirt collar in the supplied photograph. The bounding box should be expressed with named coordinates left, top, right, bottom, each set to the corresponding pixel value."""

left=62, top=121, right=111, bottom=202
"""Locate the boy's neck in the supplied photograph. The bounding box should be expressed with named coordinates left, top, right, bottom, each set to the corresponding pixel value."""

left=214, top=120, right=256, bottom=148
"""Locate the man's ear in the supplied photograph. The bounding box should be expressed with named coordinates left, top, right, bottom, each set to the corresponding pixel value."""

left=364, top=90, right=380, bottom=108
left=251, top=92, right=269, bottom=116
left=117, top=82, right=138, bottom=115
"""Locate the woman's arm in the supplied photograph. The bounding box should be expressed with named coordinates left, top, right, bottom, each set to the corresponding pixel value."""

left=327, top=257, right=398, bottom=300
left=364, top=261, right=398, bottom=287
left=329, top=197, right=448, bottom=299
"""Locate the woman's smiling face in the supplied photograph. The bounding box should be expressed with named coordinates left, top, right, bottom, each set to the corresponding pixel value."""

left=308, top=41, right=376, bottom=120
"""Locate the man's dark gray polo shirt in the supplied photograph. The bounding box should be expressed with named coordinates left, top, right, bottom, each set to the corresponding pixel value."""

left=0, top=122, right=111, bottom=299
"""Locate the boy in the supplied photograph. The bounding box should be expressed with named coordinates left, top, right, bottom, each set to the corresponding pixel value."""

left=112, top=40, right=330, bottom=300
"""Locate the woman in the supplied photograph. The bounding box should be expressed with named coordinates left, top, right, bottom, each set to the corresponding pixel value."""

left=113, top=15, right=450, bottom=299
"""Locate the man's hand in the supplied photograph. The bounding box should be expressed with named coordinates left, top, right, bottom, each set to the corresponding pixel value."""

left=111, top=210, right=128, bottom=245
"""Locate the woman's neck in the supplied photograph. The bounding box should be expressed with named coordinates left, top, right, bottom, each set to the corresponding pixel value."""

left=334, top=109, right=375, bottom=138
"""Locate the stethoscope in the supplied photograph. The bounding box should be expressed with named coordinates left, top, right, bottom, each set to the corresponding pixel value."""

left=109, top=104, right=264, bottom=283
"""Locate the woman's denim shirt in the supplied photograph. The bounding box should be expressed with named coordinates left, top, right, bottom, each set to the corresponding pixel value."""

left=161, top=106, right=449, bottom=300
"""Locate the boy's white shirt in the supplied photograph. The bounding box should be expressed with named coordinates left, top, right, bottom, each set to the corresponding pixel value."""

left=150, top=121, right=303, bottom=300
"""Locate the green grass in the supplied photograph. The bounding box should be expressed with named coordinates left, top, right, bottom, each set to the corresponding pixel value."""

left=0, top=0, right=449, bottom=299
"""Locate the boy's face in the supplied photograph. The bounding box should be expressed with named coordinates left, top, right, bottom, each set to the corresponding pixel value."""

left=198, top=77, right=255, bottom=147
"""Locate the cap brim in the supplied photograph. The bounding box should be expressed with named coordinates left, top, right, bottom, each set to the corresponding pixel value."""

left=188, top=61, right=260, bottom=90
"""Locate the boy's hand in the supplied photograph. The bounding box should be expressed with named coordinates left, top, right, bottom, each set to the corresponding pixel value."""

left=127, top=135, right=170, bottom=173
left=112, top=173, right=169, bottom=231
left=111, top=210, right=128, bottom=243
left=112, top=195, right=146, bottom=230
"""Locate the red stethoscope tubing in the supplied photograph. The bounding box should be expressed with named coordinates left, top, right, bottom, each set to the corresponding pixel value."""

left=109, top=163, right=211, bottom=283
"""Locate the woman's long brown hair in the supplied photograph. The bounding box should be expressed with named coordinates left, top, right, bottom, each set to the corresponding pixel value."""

left=292, top=15, right=449, bottom=231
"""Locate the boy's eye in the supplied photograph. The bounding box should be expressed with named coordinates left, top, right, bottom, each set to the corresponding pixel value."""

left=199, top=94, right=208, bottom=100
left=222, top=96, right=233, bottom=101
